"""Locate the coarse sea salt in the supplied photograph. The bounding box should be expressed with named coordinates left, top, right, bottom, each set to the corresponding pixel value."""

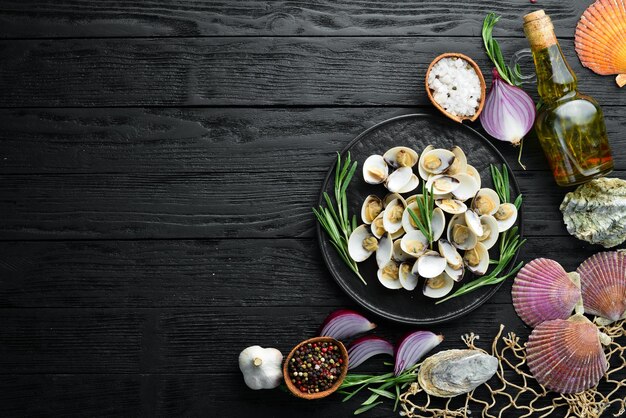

left=428, top=58, right=481, bottom=117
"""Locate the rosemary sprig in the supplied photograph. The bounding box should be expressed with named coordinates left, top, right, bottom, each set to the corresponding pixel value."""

left=407, top=183, right=435, bottom=246
left=436, top=164, right=526, bottom=304
left=482, top=13, right=522, bottom=87
left=313, top=152, right=366, bottom=285
left=339, top=363, right=420, bottom=415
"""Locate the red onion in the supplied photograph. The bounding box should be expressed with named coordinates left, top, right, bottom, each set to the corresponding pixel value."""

left=394, top=331, right=443, bottom=375
left=347, top=336, right=394, bottom=370
left=480, top=68, right=536, bottom=146
left=318, top=309, right=376, bottom=340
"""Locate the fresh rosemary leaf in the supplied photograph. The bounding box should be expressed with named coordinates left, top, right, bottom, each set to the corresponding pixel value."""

left=368, top=388, right=395, bottom=400
left=314, top=152, right=366, bottom=285
left=354, top=402, right=383, bottom=415
left=482, top=13, right=522, bottom=87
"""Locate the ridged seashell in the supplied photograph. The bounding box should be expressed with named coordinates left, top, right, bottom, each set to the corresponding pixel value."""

left=526, top=315, right=610, bottom=394
left=418, top=349, right=498, bottom=397
left=578, top=251, right=626, bottom=323
left=575, top=0, right=626, bottom=87
left=512, top=258, right=583, bottom=327
left=560, top=178, right=626, bottom=248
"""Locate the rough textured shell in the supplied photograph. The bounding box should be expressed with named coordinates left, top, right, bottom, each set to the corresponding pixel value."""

left=560, top=178, right=626, bottom=248
left=512, top=258, right=582, bottom=327
left=578, top=251, right=626, bottom=323
left=418, top=349, right=498, bottom=397
left=574, top=0, right=626, bottom=86
left=526, top=315, right=609, bottom=394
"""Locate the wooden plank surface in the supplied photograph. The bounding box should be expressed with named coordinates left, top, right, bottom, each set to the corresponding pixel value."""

left=0, top=0, right=586, bottom=39
left=1, top=37, right=623, bottom=107
left=2, top=107, right=626, bottom=174
left=0, top=237, right=610, bottom=309
left=2, top=0, right=626, bottom=416
left=1, top=170, right=624, bottom=239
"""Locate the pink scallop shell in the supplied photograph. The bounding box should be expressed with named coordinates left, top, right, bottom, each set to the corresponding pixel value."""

left=512, top=258, right=581, bottom=327
left=578, top=251, right=626, bottom=323
left=526, top=315, right=608, bottom=394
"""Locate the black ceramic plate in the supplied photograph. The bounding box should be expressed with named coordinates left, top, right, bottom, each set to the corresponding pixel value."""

left=317, top=114, right=523, bottom=325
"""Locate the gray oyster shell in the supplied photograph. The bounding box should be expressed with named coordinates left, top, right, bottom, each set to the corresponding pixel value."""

left=560, top=178, right=626, bottom=248
left=417, top=349, right=498, bottom=397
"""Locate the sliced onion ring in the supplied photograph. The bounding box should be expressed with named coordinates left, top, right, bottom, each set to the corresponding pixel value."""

left=394, top=331, right=443, bottom=375
left=347, top=336, right=394, bottom=370
left=318, top=309, right=376, bottom=340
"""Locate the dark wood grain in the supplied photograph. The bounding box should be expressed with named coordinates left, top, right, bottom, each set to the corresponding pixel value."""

left=0, top=304, right=527, bottom=374
left=0, top=237, right=612, bottom=309
left=1, top=170, right=624, bottom=240
left=1, top=37, right=623, bottom=107
left=0, top=0, right=585, bottom=39
left=2, top=107, right=626, bottom=174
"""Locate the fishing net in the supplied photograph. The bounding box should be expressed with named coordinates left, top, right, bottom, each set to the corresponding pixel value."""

left=399, top=319, right=626, bottom=418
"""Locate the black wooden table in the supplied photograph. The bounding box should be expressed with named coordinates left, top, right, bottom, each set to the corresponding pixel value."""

left=0, top=1, right=624, bottom=416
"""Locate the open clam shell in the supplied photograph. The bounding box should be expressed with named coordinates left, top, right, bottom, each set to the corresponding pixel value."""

left=473, top=188, right=500, bottom=216
left=431, top=207, right=446, bottom=241
left=478, top=215, right=499, bottom=250
left=383, top=198, right=405, bottom=234
left=578, top=251, right=626, bottom=324
left=361, top=195, right=383, bottom=225
left=376, top=233, right=393, bottom=268
left=447, top=214, right=478, bottom=251
left=447, top=146, right=468, bottom=176
left=363, top=155, right=388, bottom=184
left=451, top=172, right=479, bottom=201
left=425, top=53, right=486, bottom=123
left=526, top=314, right=610, bottom=394
left=399, top=262, right=419, bottom=291
left=383, top=146, right=419, bottom=169
left=386, top=167, right=414, bottom=193
left=396, top=174, right=420, bottom=194
left=494, top=203, right=518, bottom=232
left=400, top=230, right=429, bottom=258
left=466, top=165, right=481, bottom=189
left=348, top=224, right=378, bottom=262
left=426, top=174, right=460, bottom=195
left=420, top=149, right=456, bottom=176
left=512, top=258, right=583, bottom=328
left=423, top=271, right=455, bottom=299
left=417, top=145, right=435, bottom=180
left=377, top=260, right=403, bottom=289
left=435, top=198, right=467, bottom=215
left=371, top=213, right=386, bottom=239
left=414, top=250, right=447, bottom=279
left=463, top=242, right=489, bottom=276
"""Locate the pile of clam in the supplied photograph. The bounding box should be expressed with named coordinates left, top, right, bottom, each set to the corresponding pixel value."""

left=512, top=251, right=626, bottom=394
left=348, top=145, right=518, bottom=298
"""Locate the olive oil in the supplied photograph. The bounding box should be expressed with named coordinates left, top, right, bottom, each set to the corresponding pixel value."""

left=523, top=10, right=613, bottom=187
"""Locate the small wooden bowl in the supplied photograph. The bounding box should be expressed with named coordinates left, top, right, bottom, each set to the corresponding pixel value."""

left=425, top=52, right=486, bottom=123
left=283, top=337, right=349, bottom=400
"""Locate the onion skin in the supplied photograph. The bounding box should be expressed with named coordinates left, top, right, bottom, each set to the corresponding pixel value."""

left=347, top=336, right=394, bottom=370
left=318, top=309, right=376, bottom=340
left=480, top=68, right=536, bottom=146
left=394, top=331, right=443, bottom=375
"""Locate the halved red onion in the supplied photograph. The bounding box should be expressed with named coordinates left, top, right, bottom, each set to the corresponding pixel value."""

left=480, top=68, right=535, bottom=146
left=318, top=309, right=376, bottom=340
left=394, top=331, right=443, bottom=375
left=347, top=336, right=394, bottom=370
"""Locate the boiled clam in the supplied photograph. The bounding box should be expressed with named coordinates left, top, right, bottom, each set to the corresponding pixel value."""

left=348, top=224, right=378, bottom=262
left=463, top=242, right=489, bottom=275
left=420, top=148, right=456, bottom=176
left=422, top=272, right=455, bottom=298
left=446, top=146, right=468, bottom=176
left=376, top=233, right=393, bottom=268
left=477, top=215, right=499, bottom=250
left=435, top=198, right=467, bottom=215
left=426, top=175, right=460, bottom=195
left=494, top=203, right=518, bottom=232
left=473, top=188, right=500, bottom=216
left=363, top=155, right=388, bottom=184
left=383, top=146, right=419, bottom=168
left=361, top=195, right=383, bottom=225
left=377, top=260, right=403, bottom=289
left=401, top=230, right=429, bottom=258
left=399, top=262, right=418, bottom=290
left=414, top=250, right=447, bottom=279
left=383, top=198, right=405, bottom=234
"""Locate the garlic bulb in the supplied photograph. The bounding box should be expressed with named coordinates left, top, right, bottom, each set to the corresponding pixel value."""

left=238, top=345, right=283, bottom=390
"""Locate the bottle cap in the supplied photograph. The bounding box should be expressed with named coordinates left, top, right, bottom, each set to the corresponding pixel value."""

left=523, top=9, right=557, bottom=50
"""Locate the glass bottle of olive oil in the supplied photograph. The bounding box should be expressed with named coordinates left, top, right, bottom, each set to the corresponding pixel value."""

left=523, top=10, right=613, bottom=187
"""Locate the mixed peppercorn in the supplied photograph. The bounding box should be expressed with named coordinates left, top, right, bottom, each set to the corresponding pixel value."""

left=288, top=341, right=344, bottom=394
